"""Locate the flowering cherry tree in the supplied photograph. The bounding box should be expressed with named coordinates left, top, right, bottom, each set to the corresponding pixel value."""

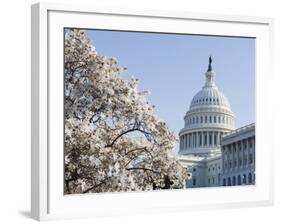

left=64, top=29, right=187, bottom=194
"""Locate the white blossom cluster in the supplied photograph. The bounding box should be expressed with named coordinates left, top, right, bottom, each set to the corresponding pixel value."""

left=64, top=29, right=187, bottom=194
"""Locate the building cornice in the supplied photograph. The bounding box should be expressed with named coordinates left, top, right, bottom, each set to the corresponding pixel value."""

left=221, top=123, right=255, bottom=143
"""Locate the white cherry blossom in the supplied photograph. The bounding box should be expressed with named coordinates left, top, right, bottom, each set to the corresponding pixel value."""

left=64, top=29, right=187, bottom=194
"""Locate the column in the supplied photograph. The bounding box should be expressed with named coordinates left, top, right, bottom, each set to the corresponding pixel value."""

left=193, top=133, right=195, bottom=148
left=192, top=132, right=195, bottom=148
left=237, top=141, right=241, bottom=168
left=212, top=131, right=215, bottom=147
left=242, top=141, right=245, bottom=167
left=204, top=132, right=207, bottom=147
left=206, top=131, right=209, bottom=147
left=252, top=137, right=255, bottom=166
left=188, top=133, right=192, bottom=148
left=246, top=138, right=250, bottom=168
left=201, top=131, right=204, bottom=147
left=196, top=132, right=199, bottom=148
left=231, top=143, right=234, bottom=170
left=233, top=143, right=236, bottom=169
left=222, top=145, right=225, bottom=175
left=192, top=133, right=194, bottom=148
left=215, top=132, right=217, bottom=146
left=180, top=136, right=183, bottom=150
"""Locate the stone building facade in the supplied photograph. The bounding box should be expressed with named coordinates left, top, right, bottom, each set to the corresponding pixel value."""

left=221, top=123, right=255, bottom=186
left=178, top=57, right=255, bottom=188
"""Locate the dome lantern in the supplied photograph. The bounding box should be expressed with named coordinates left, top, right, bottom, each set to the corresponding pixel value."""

left=204, top=56, right=216, bottom=88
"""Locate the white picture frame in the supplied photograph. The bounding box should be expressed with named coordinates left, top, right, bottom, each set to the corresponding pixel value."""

left=31, top=2, right=274, bottom=221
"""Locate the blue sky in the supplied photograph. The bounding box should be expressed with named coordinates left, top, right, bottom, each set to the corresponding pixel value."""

left=85, top=29, right=255, bottom=137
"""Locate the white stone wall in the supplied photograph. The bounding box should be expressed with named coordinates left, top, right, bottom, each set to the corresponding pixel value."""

left=221, top=124, right=255, bottom=186
left=205, top=158, right=222, bottom=187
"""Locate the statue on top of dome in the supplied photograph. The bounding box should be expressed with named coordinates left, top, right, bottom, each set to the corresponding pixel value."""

left=207, top=56, right=213, bottom=72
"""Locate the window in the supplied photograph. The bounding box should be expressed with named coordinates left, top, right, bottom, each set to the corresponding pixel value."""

left=239, top=158, right=242, bottom=166
left=204, top=134, right=207, bottom=146
left=200, top=116, right=203, bottom=123
left=232, top=176, right=236, bottom=186
left=196, top=116, right=199, bottom=124
left=249, top=140, right=253, bottom=148
left=227, top=177, right=231, bottom=186
left=244, top=158, right=247, bottom=165
left=212, top=177, right=215, bottom=184
left=209, top=116, right=212, bottom=123
left=193, top=168, right=196, bottom=172
left=249, top=154, right=253, bottom=164
left=214, top=116, right=217, bottom=123
left=238, top=175, right=241, bottom=185
left=209, top=134, right=212, bottom=145
left=248, top=173, right=253, bottom=184
left=243, top=174, right=247, bottom=184
left=205, top=116, right=208, bottom=123
left=193, top=178, right=196, bottom=186
left=218, top=116, right=221, bottom=123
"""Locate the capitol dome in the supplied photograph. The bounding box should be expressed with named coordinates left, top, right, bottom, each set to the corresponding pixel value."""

left=179, top=57, right=235, bottom=155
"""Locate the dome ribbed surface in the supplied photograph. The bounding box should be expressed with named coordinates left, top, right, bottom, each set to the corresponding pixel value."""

left=190, top=86, right=230, bottom=110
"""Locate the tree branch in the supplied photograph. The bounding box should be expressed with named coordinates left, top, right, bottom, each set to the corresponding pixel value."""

left=106, top=128, right=152, bottom=148
left=126, top=167, right=161, bottom=175
left=125, top=147, right=153, bottom=159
